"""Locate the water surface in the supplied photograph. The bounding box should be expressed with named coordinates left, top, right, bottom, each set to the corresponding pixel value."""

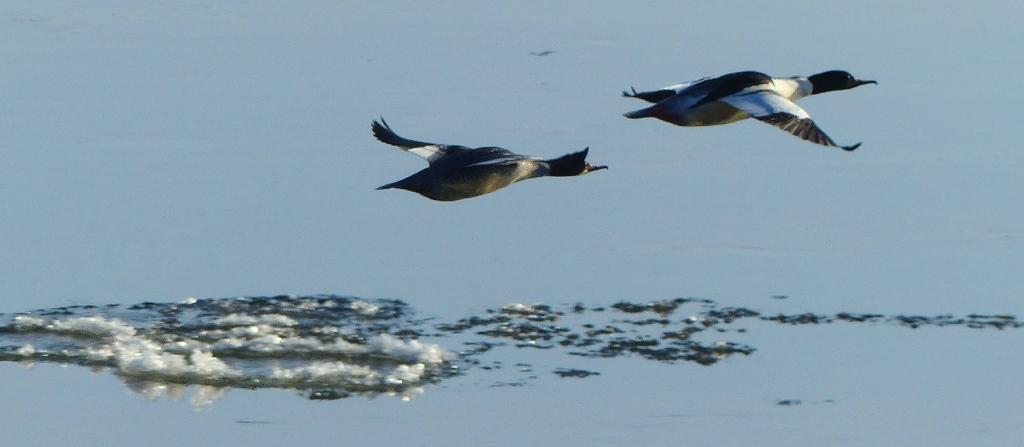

left=2, top=1, right=1023, bottom=446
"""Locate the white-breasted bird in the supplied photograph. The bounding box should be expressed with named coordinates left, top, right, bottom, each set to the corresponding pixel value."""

left=372, top=118, right=607, bottom=201
left=623, top=70, right=876, bottom=151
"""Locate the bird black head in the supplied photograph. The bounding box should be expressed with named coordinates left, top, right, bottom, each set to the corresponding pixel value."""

left=807, top=70, right=877, bottom=95
left=545, top=147, right=608, bottom=177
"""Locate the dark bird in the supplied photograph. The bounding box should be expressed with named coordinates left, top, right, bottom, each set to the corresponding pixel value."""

left=623, top=70, right=876, bottom=151
left=372, top=119, right=607, bottom=201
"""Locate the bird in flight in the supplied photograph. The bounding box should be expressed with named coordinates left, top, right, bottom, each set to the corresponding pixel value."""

left=623, top=70, right=876, bottom=151
left=372, top=119, right=607, bottom=201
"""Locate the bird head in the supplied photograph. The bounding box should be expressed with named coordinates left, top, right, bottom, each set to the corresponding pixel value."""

left=546, top=147, right=608, bottom=176
left=807, top=70, right=877, bottom=94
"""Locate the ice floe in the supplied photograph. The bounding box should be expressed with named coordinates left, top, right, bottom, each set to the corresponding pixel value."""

left=2, top=294, right=1021, bottom=408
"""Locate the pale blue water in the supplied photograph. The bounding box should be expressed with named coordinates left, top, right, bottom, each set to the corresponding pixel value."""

left=2, top=1, right=1023, bottom=446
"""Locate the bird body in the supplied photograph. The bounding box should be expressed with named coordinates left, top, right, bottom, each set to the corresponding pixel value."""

left=624, top=70, right=874, bottom=151
left=378, top=156, right=548, bottom=201
left=371, top=119, right=605, bottom=201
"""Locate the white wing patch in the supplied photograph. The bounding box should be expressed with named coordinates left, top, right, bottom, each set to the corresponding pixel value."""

left=720, top=89, right=810, bottom=119
left=463, top=155, right=523, bottom=168
left=407, top=145, right=448, bottom=163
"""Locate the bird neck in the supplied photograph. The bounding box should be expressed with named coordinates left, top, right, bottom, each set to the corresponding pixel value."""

left=793, top=78, right=814, bottom=100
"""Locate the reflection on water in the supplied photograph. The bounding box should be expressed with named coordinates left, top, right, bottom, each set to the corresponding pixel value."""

left=1, top=294, right=1021, bottom=408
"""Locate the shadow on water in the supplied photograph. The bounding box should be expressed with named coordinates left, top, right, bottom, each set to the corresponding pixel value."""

left=1, top=294, right=1020, bottom=408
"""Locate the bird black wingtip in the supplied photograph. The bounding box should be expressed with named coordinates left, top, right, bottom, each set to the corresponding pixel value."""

left=841, top=142, right=862, bottom=152
left=371, top=117, right=403, bottom=146
left=371, top=116, right=393, bottom=132
left=371, top=117, right=384, bottom=132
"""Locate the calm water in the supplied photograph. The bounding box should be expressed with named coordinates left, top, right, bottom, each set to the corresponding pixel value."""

left=2, top=1, right=1023, bottom=446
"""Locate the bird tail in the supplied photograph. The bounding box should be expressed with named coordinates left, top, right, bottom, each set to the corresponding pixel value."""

left=623, top=105, right=655, bottom=119
left=622, top=86, right=676, bottom=103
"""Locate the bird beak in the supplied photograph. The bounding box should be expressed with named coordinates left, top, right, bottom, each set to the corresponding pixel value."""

left=856, top=79, right=877, bottom=86
left=586, top=164, right=609, bottom=173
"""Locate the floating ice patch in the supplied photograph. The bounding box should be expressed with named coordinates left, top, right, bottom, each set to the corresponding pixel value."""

left=13, top=315, right=137, bottom=338
left=214, top=313, right=298, bottom=327
left=0, top=295, right=452, bottom=407
left=2, top=294, right=1021, bottom=408
left=350, top=300, right=380, bottom=316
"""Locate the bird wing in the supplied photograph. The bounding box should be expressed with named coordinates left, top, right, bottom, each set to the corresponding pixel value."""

left=433, top=147, right=526, bottom=173
left=625, top=71, right=775, bottom=109
left=371, top=118, right=469, bottom=164
left=622, top=77, right=710, bottom=103
left=719, top=91, right=860, bottom=151
left=691, top=71, right=774, bottom=107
